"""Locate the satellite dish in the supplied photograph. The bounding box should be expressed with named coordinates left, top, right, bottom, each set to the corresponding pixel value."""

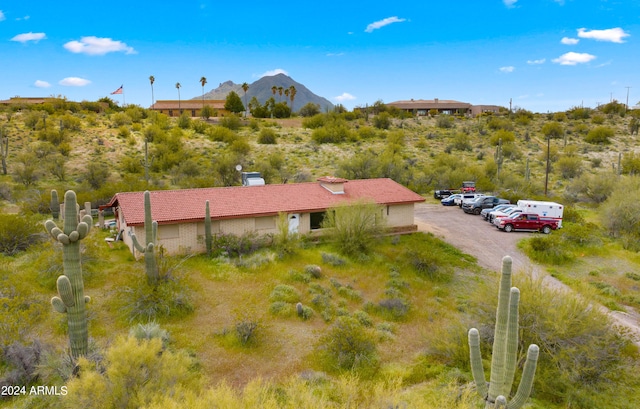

left=235, top=164, right=242, bottom=172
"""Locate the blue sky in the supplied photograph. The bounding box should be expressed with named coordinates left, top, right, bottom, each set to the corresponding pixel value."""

left=1, top=0, right=638, bottom=112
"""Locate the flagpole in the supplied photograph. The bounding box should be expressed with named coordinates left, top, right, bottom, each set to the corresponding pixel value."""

left=122, top=86, right=125, bottom=107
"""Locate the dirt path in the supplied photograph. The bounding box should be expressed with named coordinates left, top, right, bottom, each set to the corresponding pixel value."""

left=414, top=202, right=640, bottom=347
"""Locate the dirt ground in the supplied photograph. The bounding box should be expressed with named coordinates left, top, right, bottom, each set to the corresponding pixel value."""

left=414, top=202, right=640, bottom=346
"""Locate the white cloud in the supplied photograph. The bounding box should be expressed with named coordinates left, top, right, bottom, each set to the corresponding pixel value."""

left=260, top=68, right=289, bottom=77
left=63, top=36, right=136, bottom=55
left=326, top=52, right=345, bottom=57
left=577, top=27, right=629, bottom=43
left=59, top=77, right=91, bottom=87
left=561, top=37, right=579, bottom=45
left=365, top=16, right=406, bottom=33
left=0, top=10, right=5, bottom=21
left=11, top=32, right=46, bottom=43
left=503, top=0, right=518, bottom=8
left=334, top=93, right=356, bottom=102
left=552, top=52, right=596, bottom=65
left=499, top=66, right=515, bottom=73
left=527, top=58, right=546, bottom=64
left=34, top=80, right=51, bottom=88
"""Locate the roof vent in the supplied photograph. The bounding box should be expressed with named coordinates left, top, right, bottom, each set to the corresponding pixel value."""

left=318, top=176, right=348, bottom=194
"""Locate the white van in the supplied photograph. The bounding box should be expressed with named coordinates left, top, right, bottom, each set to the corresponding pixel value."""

left=516, top=200, right=564, bottom=227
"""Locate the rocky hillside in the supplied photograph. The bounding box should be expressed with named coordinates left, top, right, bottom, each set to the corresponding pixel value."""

left=194, top=74, right=334, bottom=112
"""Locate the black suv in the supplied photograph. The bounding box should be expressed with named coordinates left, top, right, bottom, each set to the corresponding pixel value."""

left=434, top=189, right=453, bottom=199
left=462, top=196, right=510, bottom=215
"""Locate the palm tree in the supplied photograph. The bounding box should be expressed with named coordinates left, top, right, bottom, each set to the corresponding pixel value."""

left=200, top=77, right=207, bottom=108
left=271, top=86, right=277, bottom=100
left=175, top=82, right=181, bottom=112
left=241, top=82, right=249, bottom=117
left=278, top=86, right=283, bottom=102
left=149, top=75, right=155, bottom=107
left=284, top=88, right=290, bottom=104
left=288, top=85, right=297, bottom=113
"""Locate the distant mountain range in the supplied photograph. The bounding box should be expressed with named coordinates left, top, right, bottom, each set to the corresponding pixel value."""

left=192, top=74, right=334, bottom=112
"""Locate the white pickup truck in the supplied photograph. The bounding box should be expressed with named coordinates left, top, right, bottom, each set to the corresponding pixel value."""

left=454, top=193, right=484, bottom=208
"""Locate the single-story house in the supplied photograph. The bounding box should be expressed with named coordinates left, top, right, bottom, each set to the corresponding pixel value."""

left=103, top=177, right=425, bottom=256
left=149, top=100, right=228, bottom=117
left=387, top=99, right=503, bottom=116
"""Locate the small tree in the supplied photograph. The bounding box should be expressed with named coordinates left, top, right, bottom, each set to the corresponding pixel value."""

left=299, top=102, right=321, bottom=117
left=541, top=121, right=564, bottom=139
left=224, top=91, right=245, bottom=114
left=585, top=126, right=614, bottom=144
left=321, top=199, right=385, bottom=256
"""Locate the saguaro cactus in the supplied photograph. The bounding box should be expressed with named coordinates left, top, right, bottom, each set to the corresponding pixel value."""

left=45, top=190, right=93, bottom=358
left=468, top=256, right=539, bottom=409
left=131, top=190, right=159, bottom=285
left=50, top=190, right=60, bottom=220
left=204, top=200, right=212, bottom=256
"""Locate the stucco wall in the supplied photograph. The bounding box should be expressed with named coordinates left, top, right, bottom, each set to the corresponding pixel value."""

left=122, top=204, right=417, bottom=256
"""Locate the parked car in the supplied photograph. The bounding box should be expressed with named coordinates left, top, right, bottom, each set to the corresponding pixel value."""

left=491, top=207, right=524, bottom=226
left=434, top=189, right=453, bottom=199
left=462, top=196, right=510, bottom=215
left=496, top=213, right=559, bottom=234
left=441, top=194, right=462, bottom=206
left=481, top=203, right=515, bottom=221
left=455, top=193, right=485, bottom=207
left=461, top=181, right=476, bottom=193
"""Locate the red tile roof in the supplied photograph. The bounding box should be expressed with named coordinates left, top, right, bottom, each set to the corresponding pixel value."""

left=106, top=178, right=424, bottom=226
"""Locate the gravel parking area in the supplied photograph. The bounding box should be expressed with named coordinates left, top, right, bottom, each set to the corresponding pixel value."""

left=413, top=201, right=640, bottom=346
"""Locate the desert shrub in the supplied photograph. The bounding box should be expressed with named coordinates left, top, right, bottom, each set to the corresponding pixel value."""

left=372, top=112, right=391, bottom=129
left=357, top=126, right=378, bottom=139
left=0, top=341, right=43, bottom=391
left=585, top=126, right=614, bottom=144
left=229, top=138, right=251, bottom=155
left=269, top=301, right=294, bottom=317
left=556, top=155, right=583, bottom=179
left=234, top=319, right=259, bottom=345
left=299, top=102, right=321, bottom=117
left=111, top=112, right=131, bottom=127
left=311, top=123, right=354, bottom=143
left=621, top=152, right=640, bottom=175
left=269, top=284, right=301, bottom=303
left=219, top=114, right=241, bottom=130
left=206, top=125, right=238, bottom=143
left=315, top=316, right=379, bottom=376
left=599, top=176, right=640, bottom=238
left=257, top=128, right=278, bottom=144
left=321, top=199, right=385, bottom=256
left=486, top=117, right=513, bottom=131
left=561, top=222, right=602, bottom=247
left=489, top=129, right=515, bottom=145
left=523, top=234, right=573, bottom=264
left=436, top=115, right=454, bottom=129
left=0, top=214, right=45, bottom=256
left=321, top=252, right=347, bottom=266
left=591, top=114, right=605, bottom=124
left=129, top=322, right=170, bottom=348
left=176, top=112, right=191, bottom=129
left=304, top=265, right=322, bottom=279
left=122, top=274, right=193, bottom=323
left=541, top=121, right=564, bottom=139
left=191, top=119, right=210, bottom=134
left=451, top=132, right=472, bottom=151
left=302, top=113, right=327, bottom=128
left=211, top=232, right=268, bottom=258
left=234, top=251, right=275, bottom=269
left=63, top=336, right=201, bottom=409
left=376, top=298, right=410, bottom=321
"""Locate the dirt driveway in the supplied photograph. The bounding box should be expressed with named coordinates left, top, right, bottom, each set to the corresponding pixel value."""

left=414, top=202, right=640, bottom=346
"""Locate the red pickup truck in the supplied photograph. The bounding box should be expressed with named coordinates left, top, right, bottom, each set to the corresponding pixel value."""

left=496, top=213, right=559, bottom=234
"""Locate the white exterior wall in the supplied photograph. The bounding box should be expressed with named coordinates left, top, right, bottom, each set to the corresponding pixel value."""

left=385, top=203, right=416, bottom=227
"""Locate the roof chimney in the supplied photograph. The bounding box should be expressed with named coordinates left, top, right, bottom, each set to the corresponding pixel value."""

left=434, top=98, right=439, bottom=104
left=318, top=176, right=348, bottom=194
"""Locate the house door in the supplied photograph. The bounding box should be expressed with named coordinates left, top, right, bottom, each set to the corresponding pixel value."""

left=288, top=214, right=300, bottom=234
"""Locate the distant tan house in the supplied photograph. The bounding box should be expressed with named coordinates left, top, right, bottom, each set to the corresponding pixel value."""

left=104, top=177, right=425, bottom=256
left=149, top=99, right=228, bottom=117
left=387, top=99, right=503, bottom=116
left=0, top=97, right=62, bottom=106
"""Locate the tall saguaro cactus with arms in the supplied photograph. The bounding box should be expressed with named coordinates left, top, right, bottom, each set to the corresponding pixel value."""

left=468, top=256, right=540, bottom=409
left=45, top=190, right=93, bottom=358
left=131, top=190, right=159, bottom=285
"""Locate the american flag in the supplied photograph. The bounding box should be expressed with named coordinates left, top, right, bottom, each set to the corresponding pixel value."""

left=111, top=85, right=123, bottom=95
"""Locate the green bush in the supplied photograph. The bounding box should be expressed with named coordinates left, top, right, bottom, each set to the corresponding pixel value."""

left=321, top=200, right=385, bottom=256
left=257, top=128, right=278, bottom=144
left=489, top=129, right=515, bottom=145
left=219, top=114, right=241, bottom=130
left=269, top=284, right=301, bottom=303
left=302, top=113, right=327, bottom=128
left=316, top=316, right=379, bottom=375
left=0, top=214, right=45, bottom=256
left=524, top=234, right=573, bottom=264
left=585, top=126, right=614, bottom=144
left=311, top=123, right=354, bottom=144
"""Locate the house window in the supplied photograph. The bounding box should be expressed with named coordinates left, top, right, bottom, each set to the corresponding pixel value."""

left=158, top=224, right=180, bottom=239
left=255, top=216, right=276, bottom=230
left=168, top=110, right=173, bottom=116
left=191, top=110, right=196, bottom=117
left=310, top=211, right=326, bottom=230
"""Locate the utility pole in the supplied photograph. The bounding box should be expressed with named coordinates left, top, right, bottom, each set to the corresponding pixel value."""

left=626, top=86, right=631, bottom=111
left=544, top=136, right=551, bottom=197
